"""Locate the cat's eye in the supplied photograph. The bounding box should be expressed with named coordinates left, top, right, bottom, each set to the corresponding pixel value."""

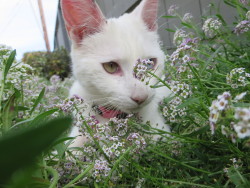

left=102, top=61, right=119, bottom=74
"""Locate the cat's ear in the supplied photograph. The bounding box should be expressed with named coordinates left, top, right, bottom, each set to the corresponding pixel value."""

left=132, top=0, right=158, bottom=31
left=61, top=0, right=105, bottom=45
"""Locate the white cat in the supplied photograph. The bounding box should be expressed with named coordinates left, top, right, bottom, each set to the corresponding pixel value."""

left=61, top=0, right=171, bottom=147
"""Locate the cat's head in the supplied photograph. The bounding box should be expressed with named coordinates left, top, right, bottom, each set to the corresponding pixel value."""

left=61, top=0, right=166, bottom=113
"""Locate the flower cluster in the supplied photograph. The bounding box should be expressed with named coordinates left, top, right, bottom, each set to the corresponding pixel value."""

left=127, top=133, right=147, bottom=153
left=234, top=20, right=250, bottom=35
left=173, top=29, right=190, bottom=46
left=170, top=81, right=192, bottom=98
left=102, top=141, right=125, bottom=158
left=233, top=108, right=250, bottom=138
left=57, top=95, right=85, bottom=114
left=223, top=158, right=243, bottom=179
left=57, top=162, right=81, bottom=186
left=4, top=63, right=33, bottom=90
left=168, top=4, right=179, bottom=16
left=93, top=159, right=111, bottom=182
left=162, top=81, right=191, bottom=122
left=168, top=37, right=198, bottom=77
left=133, top=58, right=154, bottom=82
left=202, top=18, right=222, bottom=38
left=239, top=0, right=249, bottom=5
left=109, top=117, right=129, bottom=136
left=183, top=13, right=193, bottom=23
left=226, top=68, right=250, bottom=88
left=209, top=91, right=250, bottom=140
left=209, top=92, right=231, bottom=134
left=0, top=44, right=12, bottom=60
left=246, top=11, right=250, bottom=20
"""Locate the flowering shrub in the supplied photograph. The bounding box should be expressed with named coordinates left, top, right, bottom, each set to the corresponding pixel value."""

left=22, top=47, right=71, bottom=80
left=1, top=0, right=250, bottom=187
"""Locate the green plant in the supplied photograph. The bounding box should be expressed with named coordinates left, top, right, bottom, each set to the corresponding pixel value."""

left=22, top=47, right=71, bottom=80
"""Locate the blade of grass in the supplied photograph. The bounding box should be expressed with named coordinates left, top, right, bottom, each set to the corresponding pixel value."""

left=30, top=87, right=45, bottom=115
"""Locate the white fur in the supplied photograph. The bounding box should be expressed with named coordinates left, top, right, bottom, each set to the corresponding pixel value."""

left=65, top=0, right=171, bottom=147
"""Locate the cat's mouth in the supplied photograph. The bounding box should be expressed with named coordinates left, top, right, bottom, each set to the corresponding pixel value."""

left=93, top=105, right=128, bottom=119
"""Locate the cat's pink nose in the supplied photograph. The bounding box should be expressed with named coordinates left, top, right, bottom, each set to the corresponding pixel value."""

left=131, top=95, right=148, bottom=105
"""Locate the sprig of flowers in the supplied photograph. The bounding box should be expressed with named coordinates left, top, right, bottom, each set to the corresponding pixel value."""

left=202, top=18, right=222, bottom=38
left=226, top=68, right=250, bottom=88
left=133, top=58, right=154, bottom=82
left=209, top=91, right=250, bottom=141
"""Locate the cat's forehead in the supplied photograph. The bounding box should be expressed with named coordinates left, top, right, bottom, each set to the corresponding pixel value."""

left=79, top=14, right=161, bottom=61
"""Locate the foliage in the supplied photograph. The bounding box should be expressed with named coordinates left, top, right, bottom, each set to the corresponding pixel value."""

left=0, top=0, right=250, bottom=187
left=22, top=47, right=71, bottom=80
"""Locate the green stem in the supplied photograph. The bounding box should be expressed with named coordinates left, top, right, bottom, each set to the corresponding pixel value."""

left=64, top=163, right=94, bottom=188
left=0, top=71, right=5, bottom=112
left=44, top=166, right=59, bottom=188
left=147, top=71, right=171, bottom=90
left=104, top=147, right=133, bottom=186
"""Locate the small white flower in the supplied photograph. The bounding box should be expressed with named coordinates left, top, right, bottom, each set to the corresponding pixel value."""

left=233, top=121, right=250, bottom=139
left=234, top=92, right=247, bottom=102
left=168, top=4, right=179, bottom=16
left=238, top=76, right=245, bottom=82
left=235, top=108, right=250, bottom=121
left=209, top=112, right=219, bottom=123
left=171, top=85, right=179, bottom=93
left=183, top=13, right=193, bottom=22
left=182, top=55, right=191, bottom=63
left=177, top=65, right=187, bottom=73
left=216, top=98, right=228, bottom=111
left=180, top=91, right=189, bottom=98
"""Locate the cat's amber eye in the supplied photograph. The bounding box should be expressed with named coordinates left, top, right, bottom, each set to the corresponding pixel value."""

left=102, top=61, right=119, bottom=74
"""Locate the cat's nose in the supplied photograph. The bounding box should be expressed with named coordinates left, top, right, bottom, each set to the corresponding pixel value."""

left=131, top=95, right=148, bottom=105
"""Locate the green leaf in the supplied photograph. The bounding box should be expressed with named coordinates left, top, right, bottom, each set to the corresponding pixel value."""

left=216, top=14, right=226, bottom=25
left=3, top=50, right=16, bottom=80
left=223, top=0, right=236, bottom=8
left=0, top=116, right=72, bottom=184
left=12, top=109, right=59, bottom=129
left=227, top=168, right=250, bottom=188
left=176, top=97, right=201, bottom=109
left=165, top=28, right=176, bottom=33
left=2, top=92, right=18, bottom=132
left=30, top=87, right=45, bottom=115
left=181, top=22, right=193, bottom=29
left=29, top=109, right=59, bottom=127
left=162, top=15, right=178, bottom=19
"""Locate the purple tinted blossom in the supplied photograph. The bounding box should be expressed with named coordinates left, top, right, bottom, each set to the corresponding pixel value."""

left=183, top=13, right=193, bottom=22
left=234, top=20, right=250, bottom=35
left=127, top=133, right=146, bottom=153
left=50, top=75, right=61, bottom=85
left=109, top=117, right=128, bottom=136
left=168, top=4, right=179, bottom=16
left=93, top=159, right=111, bottom=182
left=173, top=29, right=188, bottom=46
left=133, top=58, right=154, bottom=81
left=239, top=0, right=248, bottom=5
left=181, top=37, right=199, bottom=46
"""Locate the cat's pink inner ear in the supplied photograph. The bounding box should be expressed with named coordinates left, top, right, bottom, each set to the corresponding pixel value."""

left=61, top=0, right=105, bottom=45
left=138, top=0, right=158, bottom=31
